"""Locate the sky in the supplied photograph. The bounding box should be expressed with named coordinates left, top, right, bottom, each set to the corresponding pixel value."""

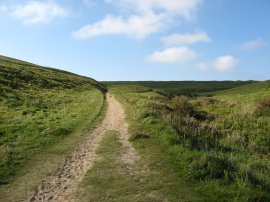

left=0, top=0, right=269, bottom=81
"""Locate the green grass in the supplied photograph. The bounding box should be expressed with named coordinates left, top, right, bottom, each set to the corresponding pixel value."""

left=76, top=130, right=200, bottom=202
left=105, top=81, right=256, bottom=96
left=0, top=56, right=107, bottom=200
left=0, top=55, right=106, bottom=93
left=1, top=54, right=269, bottom=201
left=108, top=82, right=270, bottom=201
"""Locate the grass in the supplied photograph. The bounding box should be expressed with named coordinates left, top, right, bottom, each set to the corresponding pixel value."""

left=0, top=56, right=107, bottom=201
left=1, top=54, right=269, bottom=201
left=76, top=130, right=201, bottom=202
left=108, top=82, right=270, bottom=201
left=105, top=81, right=256, bottom=96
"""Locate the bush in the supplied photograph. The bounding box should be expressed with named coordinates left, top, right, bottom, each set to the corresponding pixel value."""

left=171, top=96, right=193, bottom=116
left=189, top=153, right=237, bottom=182
left=172, top=117, right=221, bottom=150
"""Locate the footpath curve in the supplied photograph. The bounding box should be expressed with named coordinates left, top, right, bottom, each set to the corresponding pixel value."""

left=28, top=93, right=139, bottom=202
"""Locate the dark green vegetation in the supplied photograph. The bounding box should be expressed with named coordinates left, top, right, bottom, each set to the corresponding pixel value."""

left=106, top=81, right=256, bottom=95
left=77, top=131, right=199, bottom=201
left=109, top=80, right=270, bottom=201
left=0, top=56, right=106, bottom=190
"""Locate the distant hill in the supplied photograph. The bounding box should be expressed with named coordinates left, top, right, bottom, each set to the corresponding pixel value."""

left=106, top=81, right=257, bottom=95
left=0, top=55, right=106, bottom=95
left=214, top=80, right=270, bottom=95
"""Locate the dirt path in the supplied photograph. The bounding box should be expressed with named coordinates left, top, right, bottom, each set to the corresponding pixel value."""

left=28, top=93, right=139, bottom=202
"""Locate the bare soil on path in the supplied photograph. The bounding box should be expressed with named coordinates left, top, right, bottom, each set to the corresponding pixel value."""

left=28, top=93, right=139, bottom=202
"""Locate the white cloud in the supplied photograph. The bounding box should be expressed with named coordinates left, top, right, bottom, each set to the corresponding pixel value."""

left=0, top=5, right=7, bottom=13
left=74, top=0, right=202, bottom=39
left=196, top=55, right=237, bottom=72
left=73, top=13, right=165, bottom=39
left=240, top=38, right=266, bottom=51
left=213, top=55, right=237, bottom=72
left=13, top=1, right=68, bottom=24
left=147, top=47, right=198, bottom=64
left=161, top=32, right=210, bottom=46
left=105, top=0, right=202, bottom=19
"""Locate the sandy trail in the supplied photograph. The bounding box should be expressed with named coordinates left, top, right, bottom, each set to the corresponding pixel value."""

left=28, top=93, right=139, bottom=202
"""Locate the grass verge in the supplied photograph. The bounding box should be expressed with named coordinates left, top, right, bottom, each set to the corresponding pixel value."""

left=0, top=90, right=107, bottom=202
left=76, top=129, right=200, bottom=201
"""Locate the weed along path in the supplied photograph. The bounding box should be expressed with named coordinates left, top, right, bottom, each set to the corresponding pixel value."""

left=29, top=93, right=140, bottom=202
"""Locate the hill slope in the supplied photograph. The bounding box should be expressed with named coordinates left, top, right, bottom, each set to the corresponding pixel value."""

left=203, top=80, right=270, bottom=109
left=0, top=55, right=106, bottom=94
left=0, top=56, right=106, bottom=187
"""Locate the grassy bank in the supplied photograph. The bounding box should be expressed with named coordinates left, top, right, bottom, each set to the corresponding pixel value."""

left=0, top=56, right=106, bottom=201
left=109, top=82, right=270, bottom=201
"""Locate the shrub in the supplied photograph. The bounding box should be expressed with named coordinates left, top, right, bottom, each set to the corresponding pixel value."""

left=172, top=117, right=221, bottom=150
left=188, top=153, right=237, bottom=182
left=171, top=96, right=193, bottom=117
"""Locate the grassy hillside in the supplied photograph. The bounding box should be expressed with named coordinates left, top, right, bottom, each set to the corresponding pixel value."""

left=0, top=56, right=106, bottom=188
left=109, top=81, right=270, bottom=201
left=0, top=55, right=106, bottom=93
left=106, top=81, right=256, bottom=96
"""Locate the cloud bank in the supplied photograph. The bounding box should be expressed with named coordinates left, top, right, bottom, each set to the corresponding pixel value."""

left=74, top=13, right=165, bottom=39
left=74, top=0, right=202, bottom=39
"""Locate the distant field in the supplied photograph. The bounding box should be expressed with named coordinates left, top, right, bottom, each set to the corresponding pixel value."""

left=105, top=80, right=256, bottom=95
left=0, top=56, right=106, bottom=198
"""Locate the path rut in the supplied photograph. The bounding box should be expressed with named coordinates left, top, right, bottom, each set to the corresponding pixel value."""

left=28, top=93, right=139, bottom=202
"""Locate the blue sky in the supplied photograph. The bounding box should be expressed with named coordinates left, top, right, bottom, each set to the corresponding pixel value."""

left=0, top=0, right=269, bottom=81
